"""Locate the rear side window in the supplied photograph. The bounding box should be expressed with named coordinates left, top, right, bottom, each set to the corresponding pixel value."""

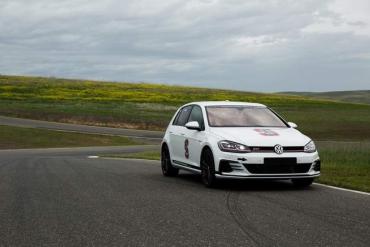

left=173, top=105, right=193, bottom=126
left=188, top=105, right=205, bottom=130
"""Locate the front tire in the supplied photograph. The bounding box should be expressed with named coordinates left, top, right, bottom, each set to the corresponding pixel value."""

left=201, top=148, right=217, bottom=187
left=161, top=145, right=179, bottom=177
left=291, top=178, right=314, bottom=188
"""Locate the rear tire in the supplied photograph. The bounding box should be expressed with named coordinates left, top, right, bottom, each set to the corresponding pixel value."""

left=291, top=178, right=314, bottom=188
left=161, top=145, right=179, bottom=177
left=201, top=148, right=217, bottom=187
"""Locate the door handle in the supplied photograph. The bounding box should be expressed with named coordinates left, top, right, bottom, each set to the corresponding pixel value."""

left=180, top=133, right=185, bottom=136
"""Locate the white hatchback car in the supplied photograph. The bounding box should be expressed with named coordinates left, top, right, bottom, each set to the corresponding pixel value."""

left=161, top=101, right=320, bottom=187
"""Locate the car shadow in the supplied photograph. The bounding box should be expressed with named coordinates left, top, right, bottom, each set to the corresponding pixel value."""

left=175, top=172, right=316, bottom=192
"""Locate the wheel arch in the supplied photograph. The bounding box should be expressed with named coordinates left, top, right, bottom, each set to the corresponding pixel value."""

left=161, top=141, right=168, bottom=151
left=200, top=144, right=216, bottom=164
left=161, top=142, right=170, bottom=158
left=200, top=143, right=220, bottom=172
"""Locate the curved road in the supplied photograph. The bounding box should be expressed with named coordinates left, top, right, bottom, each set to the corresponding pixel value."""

left=0, top=146, right=369, bottom=246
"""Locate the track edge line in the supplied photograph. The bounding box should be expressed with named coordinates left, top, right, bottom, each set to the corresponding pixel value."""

left=314, top=183, right=370, bottom=196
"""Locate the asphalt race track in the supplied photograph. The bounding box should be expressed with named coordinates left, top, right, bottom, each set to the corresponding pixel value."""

left=0, top=147, right=369, bottom=246
left=0, top=117, right=369, bottom=246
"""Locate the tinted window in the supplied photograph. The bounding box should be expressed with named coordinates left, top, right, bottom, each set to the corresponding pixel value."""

left=206, top=106, right=287, bottom=127
left=173, top=105, right=192, bottom=126
left=188, top=105, right=205, bottom=130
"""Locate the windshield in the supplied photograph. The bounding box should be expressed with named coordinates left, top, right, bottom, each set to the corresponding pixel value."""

left=206, top=106, right=288, bottom=127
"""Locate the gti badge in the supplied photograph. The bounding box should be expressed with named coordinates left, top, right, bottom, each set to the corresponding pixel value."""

left=274, top=144, right=283, bottom=154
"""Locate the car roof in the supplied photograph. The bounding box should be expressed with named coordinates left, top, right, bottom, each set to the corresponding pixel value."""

left=184, top=101, right=266, bottom=108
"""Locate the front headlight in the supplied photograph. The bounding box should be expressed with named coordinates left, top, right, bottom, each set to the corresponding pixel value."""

left=218, top=140, right=251, bottom=153
left=304, top=140, right=316, bottom=153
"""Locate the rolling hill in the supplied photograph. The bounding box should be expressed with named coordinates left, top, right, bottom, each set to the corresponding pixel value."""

left=280, top=90, right=370, bottom=105
left=1, top=75, right=369, bottom=141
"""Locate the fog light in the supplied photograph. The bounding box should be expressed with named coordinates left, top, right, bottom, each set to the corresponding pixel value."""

left=219, top=160, right=233, bottom=173
left=312, top=160, right=321, bottom=171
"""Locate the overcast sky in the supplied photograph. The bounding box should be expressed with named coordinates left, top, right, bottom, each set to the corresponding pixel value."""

left=0, top=0, right=369, bottom=92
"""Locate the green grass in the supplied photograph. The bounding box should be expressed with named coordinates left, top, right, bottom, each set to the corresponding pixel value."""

left=317, top=141, right=370, bottom=192
left=104, top=141, right=370, bottom=192
left=0, top=125, right=140, bottom=149
left=1, top=75, right=369, bottom=140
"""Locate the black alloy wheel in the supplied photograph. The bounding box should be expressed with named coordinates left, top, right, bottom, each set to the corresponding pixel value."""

left=161, top=146, right=179, bottom=177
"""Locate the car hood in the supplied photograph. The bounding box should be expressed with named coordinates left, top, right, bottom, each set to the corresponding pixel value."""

left=210, top=127, right=310, bottom=146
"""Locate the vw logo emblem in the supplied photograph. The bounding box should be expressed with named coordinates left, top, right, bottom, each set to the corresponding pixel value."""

left=274, top=144, right=284, bottom=154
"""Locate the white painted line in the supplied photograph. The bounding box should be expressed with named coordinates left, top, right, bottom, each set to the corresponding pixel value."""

left=100, top=157, right=160, bottom=162
left=87, top=155, right=99, bottom=159
left=314, top=183, right=370, bottom=196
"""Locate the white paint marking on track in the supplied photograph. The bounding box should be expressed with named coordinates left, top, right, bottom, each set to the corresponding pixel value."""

left=87, top=156, right=100, bottom=159
left=100, top=157, right=160, bottom=163
left=314, top=183, right=370, bottom=196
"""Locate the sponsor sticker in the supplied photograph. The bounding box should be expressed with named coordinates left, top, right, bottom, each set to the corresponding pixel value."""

left=254, top=129, right=279, bottom=136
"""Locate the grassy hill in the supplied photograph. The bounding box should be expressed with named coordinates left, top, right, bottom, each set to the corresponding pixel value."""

left=1, top=75, right=370, bottom=141
left=280, top=90, right=370, bottom=105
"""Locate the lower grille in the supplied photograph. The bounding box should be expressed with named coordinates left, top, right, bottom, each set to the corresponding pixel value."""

left=244, top=158, right=312, bottom=174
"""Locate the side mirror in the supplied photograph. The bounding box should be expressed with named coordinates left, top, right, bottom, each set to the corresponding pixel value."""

left=288, top=122, right=298, bottom=128
left=185, top=121, right=201, bottom=131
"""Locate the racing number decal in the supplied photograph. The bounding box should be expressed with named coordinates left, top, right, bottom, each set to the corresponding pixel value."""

left=184, top=139, right=189, bottom=159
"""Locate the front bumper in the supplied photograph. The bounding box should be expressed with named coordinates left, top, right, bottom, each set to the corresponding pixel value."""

left=214, top=151, right=321, bottom=180
left=216, top=173, right=320, bottom=180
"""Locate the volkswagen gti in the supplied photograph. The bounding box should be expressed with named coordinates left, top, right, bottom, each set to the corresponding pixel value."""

left=161, top=101, right=320, bottom=187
